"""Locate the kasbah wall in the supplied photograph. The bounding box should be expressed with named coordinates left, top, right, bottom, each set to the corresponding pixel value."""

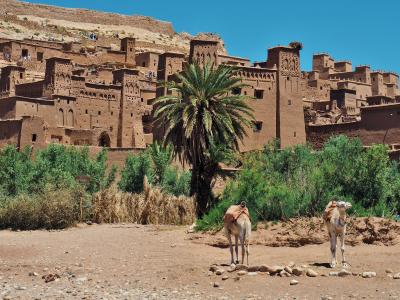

left=0, top=30, right=399, bottom=165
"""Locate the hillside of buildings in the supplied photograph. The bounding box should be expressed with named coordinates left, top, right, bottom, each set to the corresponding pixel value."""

left=0, top=0, right=227, bottom=55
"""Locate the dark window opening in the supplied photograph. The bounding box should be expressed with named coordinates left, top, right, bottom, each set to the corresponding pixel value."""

left=294, top=131, right=297, bottom=137
left=21, top=49, right=28, bottom=58
left=111, top=111, right=113, bottom=116
left=254, top=89, right=264, bottom=99
left=232, top=87, right=241, bottom=95
left=19, top=72, right=23, bottom=79
left=130, top=48, right=133, bottom=52
left=37, top=52, right=43, bottom=62
left=252, top=121, right=263, bottom=132
left=287, top=77, right=290, bottom=81
left=288, top=99, right=292, bottom=105
left=85, top=109, right=88, bottom=114
left=131, top=113, right=133, bottom=117
left=98, top=111, right=101, bottom=115
left=142, top=62, right=146, bottom=67
left=32, top=134, right=37, bottom=142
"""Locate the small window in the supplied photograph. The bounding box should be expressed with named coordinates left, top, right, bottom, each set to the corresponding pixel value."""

left=85, top=109, right=88, bottom=114
left=111, top=111, right=113, bottom=116
left=294, top=131, right=297, bottom=137
left=32, top=134, right=37, bottom=142
left=37, top=52, right=43, bottom=62
left=98, top=111, right=101, bottom=115
left=254, top=89, right=264, bottom=99
left=142, top=62, right=146, bottom=67
left=141, top=98, right=144, bottom=102
left=287, top=77, right=290, bottom=81
left=232, top=87, right=241, bottom=95
left=320, top=86, right=323, bottom=90
left=130, top=48, right=133, bottom=52
left=21, top=49, right=28, bottom=58
left=288, top=99, right=292, bottom=105
left=131, top=113, right=133, bottom=117
left=19, top=72, right=23, bottom=79
left=252, top=121, right=263, bottom=132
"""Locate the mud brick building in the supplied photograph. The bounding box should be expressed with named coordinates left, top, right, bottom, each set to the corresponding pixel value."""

left=0, top=35, right=399, bottom=152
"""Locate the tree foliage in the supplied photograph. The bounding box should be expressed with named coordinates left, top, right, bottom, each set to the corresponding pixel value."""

left=153, top=62, right=254, bottom=216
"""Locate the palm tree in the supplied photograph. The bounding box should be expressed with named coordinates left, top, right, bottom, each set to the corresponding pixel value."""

left=153, top=62, right=254, bottom=217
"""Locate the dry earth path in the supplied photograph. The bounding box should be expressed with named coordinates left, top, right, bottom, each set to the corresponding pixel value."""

left=1, top=224, right=400, bottom=299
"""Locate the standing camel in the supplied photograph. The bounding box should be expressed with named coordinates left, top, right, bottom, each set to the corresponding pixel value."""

left=323, top=200, right=352, bottom=268
left=223, top=202, right=251, bottom=265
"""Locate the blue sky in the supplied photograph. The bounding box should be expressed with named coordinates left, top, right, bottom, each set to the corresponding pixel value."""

left=25, top=0, right=400, bottom=73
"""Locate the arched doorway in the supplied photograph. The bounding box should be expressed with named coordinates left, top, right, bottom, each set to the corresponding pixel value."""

left=98, top=132, right=111, bottom=147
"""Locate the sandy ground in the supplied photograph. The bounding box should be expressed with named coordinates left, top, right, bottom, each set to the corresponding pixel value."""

left=1, top=224, right=400, bottom=300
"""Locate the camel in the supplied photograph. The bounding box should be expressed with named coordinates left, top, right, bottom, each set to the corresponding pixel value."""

left=323, top=200, right=352, bottom=268
left=223, top=202, right=251, bottom=265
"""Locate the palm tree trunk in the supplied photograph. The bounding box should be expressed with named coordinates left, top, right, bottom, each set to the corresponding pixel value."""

left=191, top=161, right=217, bottom=218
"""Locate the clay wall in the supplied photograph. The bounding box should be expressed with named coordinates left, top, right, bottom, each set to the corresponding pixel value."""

left=234, top=67, right=277, bottom=151
left=0, top=119, right=21, bottom=147
left=267, top=46, right=306, bottom=148
left=19, top=116, right=47, bottom=149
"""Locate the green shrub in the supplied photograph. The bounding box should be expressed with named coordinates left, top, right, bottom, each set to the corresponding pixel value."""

left=198, top=136, right=400, bottom=230
left=0, top=185, right=90, bottom=230
left=118, top=152, right=153, bottom=193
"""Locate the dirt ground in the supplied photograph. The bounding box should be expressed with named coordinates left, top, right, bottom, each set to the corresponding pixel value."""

left=1, top=223, right=400, bottom=300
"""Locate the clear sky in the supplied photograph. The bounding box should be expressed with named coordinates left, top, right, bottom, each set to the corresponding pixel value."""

left=24, top=0, right=400, bottom=74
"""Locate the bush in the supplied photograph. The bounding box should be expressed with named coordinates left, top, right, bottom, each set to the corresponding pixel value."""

left=198, top=136, right=400, bottom=230
left=118, top=143, right=190, bottom=196
left=0, top=185, right=90, bottom=230
left=118, top=152, right=153, bottom=193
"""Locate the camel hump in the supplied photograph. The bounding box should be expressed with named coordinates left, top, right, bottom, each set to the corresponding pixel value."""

left=323, top=200, right=337, bottom=222
left=224, top=204, right=250, bottom=224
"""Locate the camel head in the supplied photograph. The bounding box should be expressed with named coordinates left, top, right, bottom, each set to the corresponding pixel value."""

left=337, top=201, right=352, bottom=213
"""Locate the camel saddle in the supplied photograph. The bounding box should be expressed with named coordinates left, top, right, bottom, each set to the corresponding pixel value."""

left=323, top=201, right=337, bottom=222
left=224, top=204, right=250, bottom=224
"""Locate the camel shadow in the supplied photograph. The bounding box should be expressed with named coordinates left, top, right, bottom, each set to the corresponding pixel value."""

left=310, top=262, right=331, bottom=268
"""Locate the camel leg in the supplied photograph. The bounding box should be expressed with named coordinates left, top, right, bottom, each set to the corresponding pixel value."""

left=340, top=231, right=349, bottom=267
left=227, top=234, right=234, bottom=265
left=329, top=231, right=337, bottom=268
left=234, top=236, right=239, bottom=264
left=245, top=239, right=250, bottom=266
left=239, top=234, right=245, bottom=265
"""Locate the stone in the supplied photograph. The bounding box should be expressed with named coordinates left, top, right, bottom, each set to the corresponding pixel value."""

left=222, top=275, right=229, bottom=281
left=329, top=272, right=339, bottom=277
left=393, top=273, right=400, bottom=279
left=292, top=267, right=304, bottom=276
left=247, top=272, right=258, bottom=276
left=215, top=269, right=225, bottom=276
left=258, top=265, right=271, bottom=273
left=29, top=271, right=39, bottom=277
left=338, top=269, right=352, bottom=277
left=76, top=276, right=88, bottom=284
left=279, top=270, right=291, bottom=277
left=284, top=266, right=293, bottom=274
left=288, top=261, right=296, bottom=268
left=306, top=269, right=318, bottom=277
left=209, top=265, right=218, bottom=272
left=247, top=265, right=260, bottom=272
left=237, top=270, right=248, bottom=276
left=235, top=264, right=248, bottom=271
left=362, top=272, right=376, bottom=278
left=86, top=220, right=93, bottom=225
left=290, top=279, right=299, bottom=286
left=213, top=282, right=220, bottom=288
left=386, top=269, right=393, bottom=274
